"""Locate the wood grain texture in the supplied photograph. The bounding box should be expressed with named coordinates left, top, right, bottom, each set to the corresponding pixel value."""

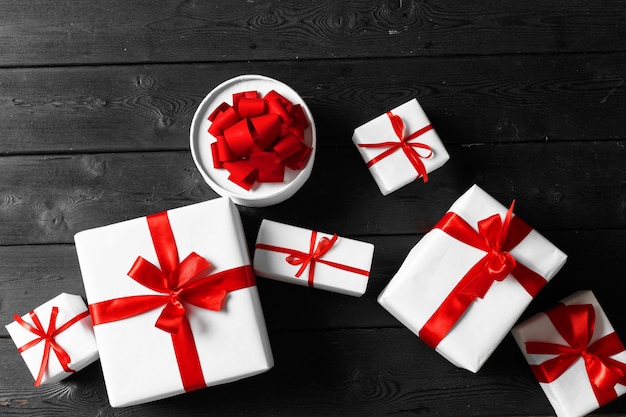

left=0, top=0, right=625, bottom=66
left=0, top=141, right=624, bottom=245
left=3, top=328, right=625, bottom=417
left=1, top=1, right=625, bottom=415
left=1, top=54, right=625, bottom=154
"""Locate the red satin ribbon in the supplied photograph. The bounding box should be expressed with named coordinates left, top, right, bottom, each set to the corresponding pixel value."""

left=525, top=303, right=626, bottom=406
left=418, top=201, right=547, bottom=348
left=14, top=307, right=90, bottom=386
left=358, top=111, right=434, bottom=182
left=208, top=89, right=312, bottom=190
left=256, top=230, right=370, bottom=288
left=89, top=210, right=255, bottom=392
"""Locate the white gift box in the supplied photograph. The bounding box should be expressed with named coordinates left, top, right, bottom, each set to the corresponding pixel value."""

left=352, top=98, right=449, bottom=196
left=253, top=219, right=374, bottom=297
left=512, top=291, right=626, bottom=417
left=74, top=198, right=273, bottom=407
left=5, top=293, right=98, bottom=386
left=378, top=184, right=567, bottom=372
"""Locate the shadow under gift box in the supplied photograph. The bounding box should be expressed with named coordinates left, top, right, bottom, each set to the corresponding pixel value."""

left=378, top=184, right=568, bottom=372
left=74, top=198, right=273, bottom=407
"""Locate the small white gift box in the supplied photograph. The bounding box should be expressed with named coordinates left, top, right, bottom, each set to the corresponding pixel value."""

left=253, top=219, right=374, bottom=297
left=352, top=98, right=449, bottom=196
left=378, top=184, right=567, bottom=372
left=74, top=198, right=273, bottom=407
left=5, top=293, right=98, bottom=386
left=512, top=291, right=626, bottom=417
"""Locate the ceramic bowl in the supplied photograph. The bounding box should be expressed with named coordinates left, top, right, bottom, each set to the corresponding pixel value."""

left=190, top=74, right=316, bottom=207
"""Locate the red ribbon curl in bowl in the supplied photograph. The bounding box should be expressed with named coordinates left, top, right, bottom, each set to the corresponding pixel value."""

left=207, top=90, right=313, bottom=190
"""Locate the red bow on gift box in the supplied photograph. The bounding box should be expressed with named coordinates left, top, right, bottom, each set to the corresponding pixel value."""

left=256, top=230, right=369, bottom=288
left=14, top=307, right=90, bottom=386
left=419, top=202, right=548, bottom=348
left=358, top=111, right=433, bottom=182
left=89, top=210, right=255, bottom=392
left=526, top=303, right=626, bottom=406
left=208, top=90, right=312, bottom=190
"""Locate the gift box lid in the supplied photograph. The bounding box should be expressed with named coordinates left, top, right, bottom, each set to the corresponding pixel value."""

left=74, top=198, right=273, bottom=407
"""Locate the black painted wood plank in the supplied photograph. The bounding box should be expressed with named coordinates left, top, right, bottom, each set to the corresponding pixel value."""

left=0, top=1, right=624, bottom=416
left=0, top=141, right=624, bottom=245
left=4, top=328, right=626, bottom=417
left=0, top=54, right=625, bottom=155
left=0, top=0, right=625, bottom=66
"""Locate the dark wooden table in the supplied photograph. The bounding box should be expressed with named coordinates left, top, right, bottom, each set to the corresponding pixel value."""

left=1, top=1, right=626, bottom=416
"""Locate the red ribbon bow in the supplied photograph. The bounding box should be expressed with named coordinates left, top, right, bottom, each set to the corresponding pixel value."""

left=89, top=210, right=255, bottom=392
left=526, top=303, right=626, bottom=406
left=358, top=111, right=433, bottom=182
left=208, top=90, right=312, bottom=190
left=14, top=307, right=90, bottom=386
left=419, top=201, right=547, bottom=348
left=256, top=230, right=369, bottom=288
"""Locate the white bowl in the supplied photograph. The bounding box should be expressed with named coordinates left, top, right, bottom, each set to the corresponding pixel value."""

left=190, top=75, right=316, bottom=207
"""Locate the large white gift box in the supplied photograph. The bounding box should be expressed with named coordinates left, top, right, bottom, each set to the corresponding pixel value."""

left=378, top=184, right=567, bottom=372
left=352, top=98, right=450, bottom=196
left=6, top=293, right=98, bottom=386
left=253, top=219, right=374, bottom=297
left=512, top=291, right=626, bottom=417
left=74, top=198, right=273, bottom=407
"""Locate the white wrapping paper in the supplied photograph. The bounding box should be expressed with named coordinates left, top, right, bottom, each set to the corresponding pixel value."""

left=378, top=184, right=567, bottom=372
left=5, top=293, right=98, bottom=385
left=74, top=198, right=273, bottom=407
left=352, top=98, right=449, bottom=196
left=512, top=291, right=626, bottom=417
left=253, top=219, right=374, bottom=297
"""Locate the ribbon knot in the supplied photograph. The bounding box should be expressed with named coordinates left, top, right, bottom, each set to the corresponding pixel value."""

left=486, top=250, right=517, bottom=281
left=128, top=248, right=220, bottom=335
left=14, top=306, right=90, bottom=386
left=525, top=303, right=626, bottom=406
left=286, top=234, right=338, bottom=279
left=477, top=202, right=518, bottom=282
left=418, top=200, right=548, bottom=348
left=358, top=111, right=433, bottom=182
left=89, top=210, right=256, bottom=392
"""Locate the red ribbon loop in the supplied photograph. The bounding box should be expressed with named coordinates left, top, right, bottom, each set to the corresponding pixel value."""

left=14, top=307, right=90, bottom=386
left=418, top=201, right=547, bottom=348
left=525, top=303, right=626, bottom=405
left=285, top=232, right=339, bottom=282
left=208, top=90, right=312, bottom=190
left=358, top=111, right=434, bottom=183
left=89, top=210, right=255, bottom=392
left=256, top=230, right=370, bottom=288
left=127, top=251, right=217, bottom=334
